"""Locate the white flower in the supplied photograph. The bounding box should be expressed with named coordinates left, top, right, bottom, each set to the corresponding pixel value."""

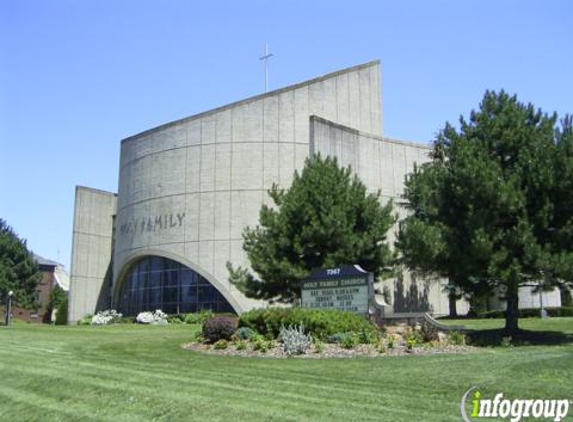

left=91, top=309, right=122, bottom=325
left=136, top=310, right=169, bottom=325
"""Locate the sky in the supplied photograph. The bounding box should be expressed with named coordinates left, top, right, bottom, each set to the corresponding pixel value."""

left=1, top=0, right=572, bottom=270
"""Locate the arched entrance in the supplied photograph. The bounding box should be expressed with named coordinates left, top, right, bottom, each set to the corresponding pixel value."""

left=116, top=256, right=235, bottom=316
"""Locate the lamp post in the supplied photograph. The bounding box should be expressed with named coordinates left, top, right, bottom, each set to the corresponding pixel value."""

left=5, top=290, right=13, bottom=326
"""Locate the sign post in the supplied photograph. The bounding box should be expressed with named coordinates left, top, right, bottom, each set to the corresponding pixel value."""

left=300, top=265, right=373, bottom=315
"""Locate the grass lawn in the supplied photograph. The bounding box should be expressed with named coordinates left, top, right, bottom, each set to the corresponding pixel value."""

left=439, top=316, right=573, bottom=333
left=0, top=319, right=571, bottom=422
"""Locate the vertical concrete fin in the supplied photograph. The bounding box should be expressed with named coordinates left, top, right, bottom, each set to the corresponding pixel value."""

left=68, top=186, right=117, bottom=323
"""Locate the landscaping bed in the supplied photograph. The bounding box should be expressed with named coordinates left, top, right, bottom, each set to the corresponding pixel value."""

left=182, top=339, right=478, bottom=358
left=182, top=307, right=478, bottom=358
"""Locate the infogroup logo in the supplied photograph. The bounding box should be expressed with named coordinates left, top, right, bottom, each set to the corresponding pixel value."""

left=461, top=387, right=571, bottom=422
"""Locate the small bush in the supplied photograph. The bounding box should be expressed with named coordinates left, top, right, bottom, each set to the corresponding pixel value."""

left=341, top=333, right=359, bottom=349
left=358, top=327, right=380, bottom=344
left=447, top=331, right=466, bottom=346
left=327, top=332, right=347, bottom=344
left=235, top=326, right=256, bottom=340
left=418, top=321, right=439, bottom=342
left=252, top=339, right=272, bottom=353
left=500, top=336, right=513, bottom=347
left=239, top=307, right=378, bottom=340
left=404, top=327, right=422, bottom=348
left=280, top=324, right=312, bottom=356
left=202, top=315, right=238, bottom=343
left=406, top=338, right=416, bottom=351
left=184, top=309, right=214, bottom=325
left=313, top=339, right=324, bottom=354
left=77, top=314, right=92, bottom=326
left=190, top=328, right=204, bottom=343
left=386, top=334, right=395, bottom=349
left=235, top=340, right=247, bottom=351
left=168, top=314, right=185, bottom=323
left=213, top=339, right=229, bottom=350
left=136, top=310, right=168, bottom=325
left=91, top=309, right=122, bottom=325
left=118, top=316, right=135, bottom=324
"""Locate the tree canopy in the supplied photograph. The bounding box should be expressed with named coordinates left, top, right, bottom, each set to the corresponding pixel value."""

left=397, top=90, right=573, bottom=334
left=0, top=219, right=42, bottom=309
left=228, top=154, right=396, bottom=303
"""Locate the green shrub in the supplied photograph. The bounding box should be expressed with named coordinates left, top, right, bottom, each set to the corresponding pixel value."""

left=184, top=309, right=214, bottom=325
left=202, top=315, right=237, bottom=343
left=386, top=334, right=395, bottom=349
left=447, top=331, right=466, bottom=346
left=327, top=332, right=347, bottom=344
left=313, top=338, right=324, bottom=354
left=235, top=326, right=256, bottom=340
left=213, top=339, right=229, bottom=350
left=418, top=321, right=439, bottom=342
left=252, top=339, right=272, bottom=353
left=341, top=333, right=359, bottom=349
left=235, top=340, right=247, bottom=351
left=168, top=314, right=185, bottom=323
left=404, top=327, right=422, bottom=346
left=406, top=338, right=416, bottom=351
left=358, top=327, right=380, bottom=344
left=77, top=314, right=92, bottom=326
left=190, top=328, right=204, bottom=343
left=118, top=316, right=135, bottom=324
left=500, top=336, right=513, bottom=347
left=55, top=297, right=68, bottom=325
left=239, top=307, right=378, bottom=340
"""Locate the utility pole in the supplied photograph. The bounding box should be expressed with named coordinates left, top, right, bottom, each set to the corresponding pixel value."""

left=259, top=44, right=274, bottom=93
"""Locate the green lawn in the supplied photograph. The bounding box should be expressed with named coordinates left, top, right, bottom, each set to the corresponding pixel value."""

left=440, top=316, right=573, bottom=333
left=0, top=320, right=572, bottom=422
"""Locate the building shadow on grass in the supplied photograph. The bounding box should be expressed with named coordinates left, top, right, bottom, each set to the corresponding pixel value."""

left=466, top=329, right=573, bottom=347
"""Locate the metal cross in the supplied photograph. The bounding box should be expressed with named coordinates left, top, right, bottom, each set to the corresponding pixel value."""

left=259, top=44, right=274, bottom=93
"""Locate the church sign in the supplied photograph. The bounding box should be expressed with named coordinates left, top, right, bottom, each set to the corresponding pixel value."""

left=301, top=265, right=373, bottom=315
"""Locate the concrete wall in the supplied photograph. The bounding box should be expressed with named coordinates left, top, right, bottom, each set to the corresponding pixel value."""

left=310, top=116, right=469, bottom=315
left=68, top=186, right=117, bottom=323
left=113, top=61, right=382, bottom=312
left=488, top=286, right=561, bottom=310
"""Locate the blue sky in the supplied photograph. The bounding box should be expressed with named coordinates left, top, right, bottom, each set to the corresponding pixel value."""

left=1, top=0, right=571, bottom=269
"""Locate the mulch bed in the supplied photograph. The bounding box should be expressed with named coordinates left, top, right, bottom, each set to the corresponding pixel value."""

left=181, top=341, right=479, bottom=359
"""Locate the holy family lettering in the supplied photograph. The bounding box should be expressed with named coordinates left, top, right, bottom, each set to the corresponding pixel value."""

left=119, top=213, right=185, bottom=236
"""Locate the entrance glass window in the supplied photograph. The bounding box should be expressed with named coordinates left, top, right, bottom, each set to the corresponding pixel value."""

left=117, top=256, right=234, bottom=316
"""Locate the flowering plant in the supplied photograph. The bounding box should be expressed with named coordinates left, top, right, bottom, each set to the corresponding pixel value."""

left=136, top=309, right=168, bottom=325
left=91, top=309, right=122, bottom=325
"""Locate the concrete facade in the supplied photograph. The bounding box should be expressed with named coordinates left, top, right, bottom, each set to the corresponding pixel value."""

left=68, top=60, right=559, bottom=322
left=68, top=186, right=117, bottom=322
left=111, top=61, right=382, bottom=315
left=310, top=116, right=469, bottom=315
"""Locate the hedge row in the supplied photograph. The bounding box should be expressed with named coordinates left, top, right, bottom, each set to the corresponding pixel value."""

left=478, top=307, right=573, bottom=319
left=238, top=307, right=378, bottom=340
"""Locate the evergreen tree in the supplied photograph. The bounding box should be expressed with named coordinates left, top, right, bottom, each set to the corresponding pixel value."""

left=0, top=219, right=42, bottom=309
left=398, top=91, right=572, bottom=335
left=54, top=296, right=68, bottom=325
left=228, top=155, right=396, bottom=303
